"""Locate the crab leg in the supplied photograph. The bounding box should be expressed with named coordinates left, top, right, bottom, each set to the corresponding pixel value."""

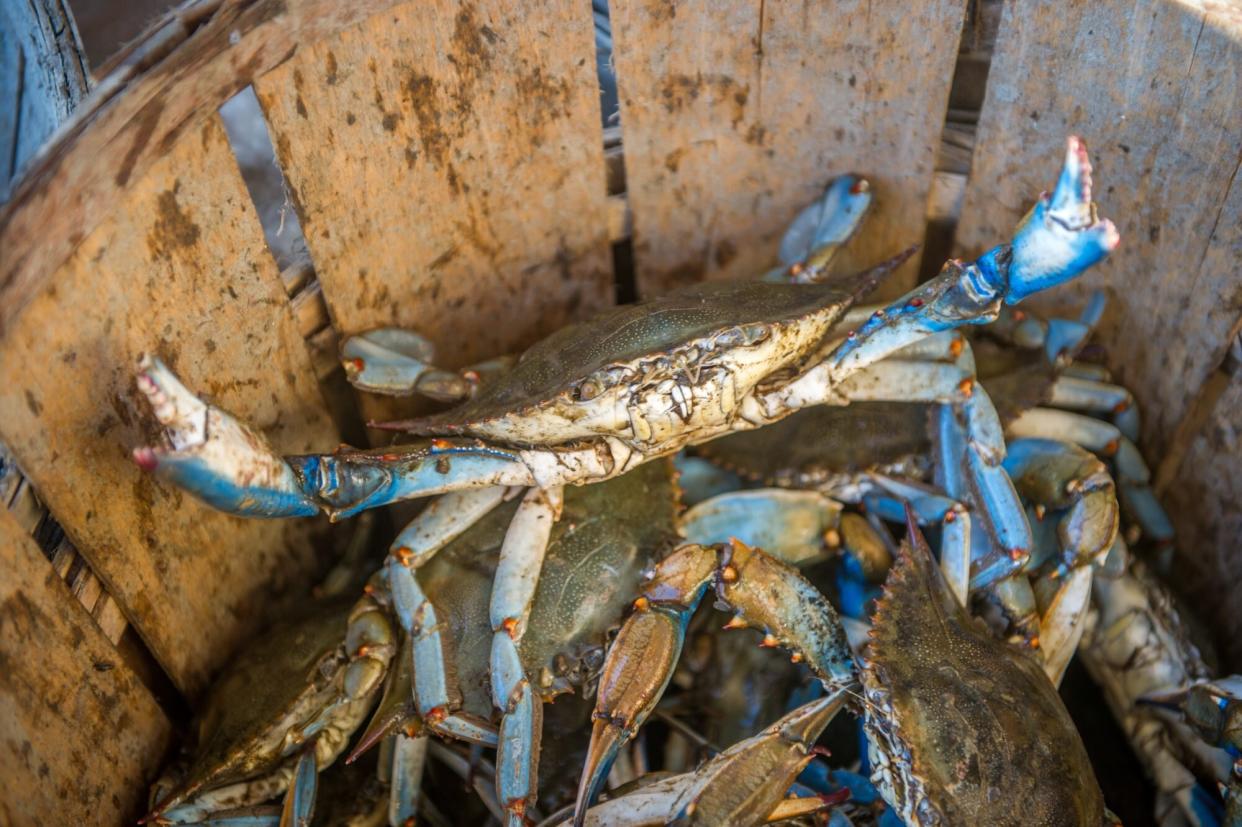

left=566, top=691, right=850, bottom=827
left=1004, top=438, right=1119, bottom=577
left=389, top=732, right=429, bottom=827
left=574, top=539, right=855, bottom=824
left=279, top=744, right=317, bottom=827
left=678, top=488, right=841, bottom=566
left=1007, top=408, right=1174, bottom=557
left=340, top=327, right=476, bottom=402
left=761, top=173, right=871, bottom=282
left=489, top=485, right=564, bottom=826
left=856, top=476, right=971, bottom=608
left=387, top=558, right=499, bottom=746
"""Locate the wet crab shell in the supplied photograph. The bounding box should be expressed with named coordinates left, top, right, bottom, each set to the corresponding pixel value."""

left=393, top=274, right=876, bottom=449
left=863, top=524, right=1109, bottom=826
left=694, top=400, right=933, bottom=489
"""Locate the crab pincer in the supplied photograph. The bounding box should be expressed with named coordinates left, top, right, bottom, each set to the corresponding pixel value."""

left=574, top=538, right=855, bottom=825
left=562, top=694, right=851, bottom=826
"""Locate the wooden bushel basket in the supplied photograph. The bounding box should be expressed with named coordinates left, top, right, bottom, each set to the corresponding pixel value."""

left=0, top=0, right=1238, bottom=823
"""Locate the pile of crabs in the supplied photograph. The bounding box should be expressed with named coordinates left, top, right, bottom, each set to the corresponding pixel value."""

left=132, top=138, right=1240, bottom=827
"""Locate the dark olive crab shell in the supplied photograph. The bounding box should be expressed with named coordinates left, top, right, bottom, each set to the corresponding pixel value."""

left=396, top=275, right=873, bottom=441
left=863, top=525, right=1107, bottom=826
left=696, top=401, right=934, bottom=488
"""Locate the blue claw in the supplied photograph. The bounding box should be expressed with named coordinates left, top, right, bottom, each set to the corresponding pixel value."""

left=777, top=174, right=872, bottom=267
left=680, top=489, right=840, bottom=565
left=828, top=137, right=1117, bottom=378
left=1004, top=137, right=1120, bottom=302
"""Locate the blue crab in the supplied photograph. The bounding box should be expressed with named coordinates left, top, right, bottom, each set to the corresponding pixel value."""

left=574, top=513, right=1113, bottom=826
left=1080, top=538, right=1239, bottom=827
left=141, top=574, right=395, bottom=825
left=339, top=460, right=680, bottom=824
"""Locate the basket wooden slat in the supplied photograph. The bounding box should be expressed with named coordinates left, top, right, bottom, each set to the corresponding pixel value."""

left=0, top=118, right=337, bottom=696
left=253, top=0, right=614, bottom=371
left=609, top=0, right=968, bottom=298
left=1163, top=371, right=1242, bottom=667
left=955, top=0, right=1242, bottom=457
left=0, top=0, right=410, bottom=342
left=0, top=509, right=171, bottom=826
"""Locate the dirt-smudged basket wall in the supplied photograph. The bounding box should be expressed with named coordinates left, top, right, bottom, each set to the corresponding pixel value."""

left=0, top=0, right=1238, bottom=824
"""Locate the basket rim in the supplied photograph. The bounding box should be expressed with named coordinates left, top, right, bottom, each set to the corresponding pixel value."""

left=0, top=0, right=403, bottom=341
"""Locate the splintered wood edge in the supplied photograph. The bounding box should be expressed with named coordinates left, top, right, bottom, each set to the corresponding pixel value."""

left=0, top=0, right=406, bottom=341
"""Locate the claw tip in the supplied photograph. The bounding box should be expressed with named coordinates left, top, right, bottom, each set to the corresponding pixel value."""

left=132, top=446, right=159, bottom=472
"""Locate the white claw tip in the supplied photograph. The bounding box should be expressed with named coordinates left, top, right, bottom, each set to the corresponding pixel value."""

left=1100, top=219, right=1121, bottom=251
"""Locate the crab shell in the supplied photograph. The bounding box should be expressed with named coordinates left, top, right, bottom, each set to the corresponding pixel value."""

left=695, top=400, right=932, bottom=489
left=393, top=276, right=875, bottom=450
left=862, top=523, right=1110, bottom=826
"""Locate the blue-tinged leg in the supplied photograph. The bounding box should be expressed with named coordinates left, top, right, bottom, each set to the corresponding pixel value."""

left=934, top=395, right=1032, bottom=590
left=488, top=485, right=563, bottom=826
left=278, top=745, right=316, bottom=827
left=388, top=732, right=428, bottom=827
left=386, top=558, right=498, bottom=747
left=679, top=488, right=841, bottom=566
left=340, top=327, right=474, bottom=402
left=770, top=174, right=872, bottom=278
left=823, top=136, right=1117, bottom=382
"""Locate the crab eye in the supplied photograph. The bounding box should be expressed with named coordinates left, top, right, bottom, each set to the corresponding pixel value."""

left=742, top=323, right=770, bottom=344
left=577, top=379, right=604, bottom=401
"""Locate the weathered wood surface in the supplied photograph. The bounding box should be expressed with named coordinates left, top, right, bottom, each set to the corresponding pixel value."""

left=955, top=0, right=1242, bottom=458
left=0, top=117, right=337, bottom=696
left=0, top=508, right=171, bottom=827
left=254, top=0, right=613, bottom=373
left=609, top=0, right=968, bottom=298
left=1163, top=366, right=1242, bottom=670
left=0, top=0, right=414, bottom=341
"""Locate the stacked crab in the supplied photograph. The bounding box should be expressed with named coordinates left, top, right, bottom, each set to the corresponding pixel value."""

left=130, top=139, right=1239, bottom=827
